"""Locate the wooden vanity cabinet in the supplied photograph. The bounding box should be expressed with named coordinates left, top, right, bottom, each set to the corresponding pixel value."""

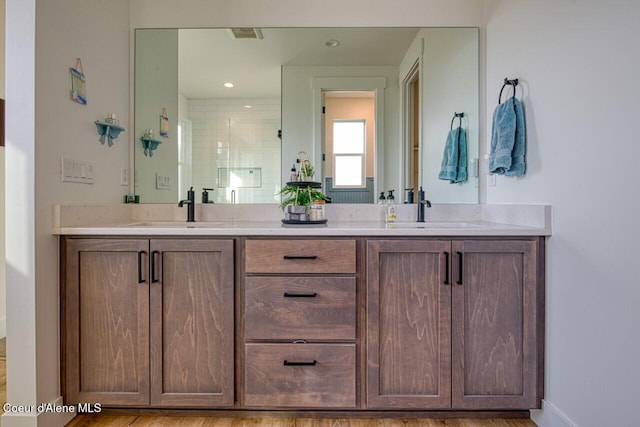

left=366, top=239, right=452, bottom=409
left=243, top=238, right=358, bottom=409
left=63, top=238, right=150, bottom=407
left=450, top=239, right=542, bottom=410
left=62, top=238, right=234, bottom=408
left=366, top=238, right=543, bottom=410
left=62, top=234, right=543, bottom=414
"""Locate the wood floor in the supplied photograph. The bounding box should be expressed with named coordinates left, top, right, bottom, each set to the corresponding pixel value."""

left=67, top=416, right=536, bottom=426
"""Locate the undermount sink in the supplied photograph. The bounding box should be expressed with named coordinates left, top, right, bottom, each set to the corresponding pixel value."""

left=126, top=221, right=225, bottom=228
left=388, top=221, right=481, bottom=229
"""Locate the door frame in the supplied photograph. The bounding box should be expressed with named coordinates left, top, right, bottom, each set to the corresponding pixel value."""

left=401, top=59, right=422, bottom=193
left=312, top=77, right=386, bottom=196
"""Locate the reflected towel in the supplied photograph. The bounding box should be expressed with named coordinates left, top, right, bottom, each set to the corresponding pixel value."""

left=438, top=126, right=468, bottom=183
left=489, top=96, right=526, bottom=176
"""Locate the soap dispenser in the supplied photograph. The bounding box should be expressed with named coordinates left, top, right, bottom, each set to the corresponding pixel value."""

left=378, top=192, right=386, bottom=205
left=386, top=190, right=397, bottom=223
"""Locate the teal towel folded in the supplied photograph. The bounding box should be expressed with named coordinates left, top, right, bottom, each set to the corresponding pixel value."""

left=489, top=96, right=526, bottom=176
left=438, top=126, right=468, bottom=183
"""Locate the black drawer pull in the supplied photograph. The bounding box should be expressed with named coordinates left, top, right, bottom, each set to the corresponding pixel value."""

left=283, top=255, right=318, bottom=260
left=457, top=251, right=463, bottom=285
left=283, top=360, right=317, bottom=366
left=137, top=251, right=146, bottom=284
left=283, top=292, right=317, bottom=298
left=444, top=252, right=450, bottom=285
left=151, top=250, right=160, bottom=283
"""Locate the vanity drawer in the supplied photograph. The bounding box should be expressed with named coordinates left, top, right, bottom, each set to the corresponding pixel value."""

left=244, top=343, right=356, bottom=408
left=245, top=276, right=356, bottom=340
left=245, top=239, right=356, bottom=274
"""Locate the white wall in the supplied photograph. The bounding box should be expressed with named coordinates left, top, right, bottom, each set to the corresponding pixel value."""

left=4, top=0, right=130, bottom=425
left=130, top=0, right=484, bottom=28
left=282, top=66, right=400, bottom=193
left=421, top=28, right=479, bottom=203
left=134, top=29, right=179, bottom=203
left=484, top=1, right=640, bottom=426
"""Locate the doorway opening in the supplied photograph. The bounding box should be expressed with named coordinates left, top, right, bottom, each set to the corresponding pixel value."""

left=322, top=91, right=375, bottom=203
left=402, top=61, right=421, bottom=198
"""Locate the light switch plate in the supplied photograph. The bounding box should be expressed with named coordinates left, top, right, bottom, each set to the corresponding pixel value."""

left=61, top=157, right=95, bottom=184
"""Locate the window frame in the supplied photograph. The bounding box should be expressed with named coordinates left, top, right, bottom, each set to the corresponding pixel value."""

left=332, top=118, right=366, bottom=189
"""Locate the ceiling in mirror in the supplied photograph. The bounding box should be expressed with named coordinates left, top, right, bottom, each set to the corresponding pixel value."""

left=179, top=28, right=420, bottom=99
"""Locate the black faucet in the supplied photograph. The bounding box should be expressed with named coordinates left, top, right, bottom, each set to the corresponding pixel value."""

left=178, top=187, right=195, bottom=222
left=417, top=186, right=431, bottom=222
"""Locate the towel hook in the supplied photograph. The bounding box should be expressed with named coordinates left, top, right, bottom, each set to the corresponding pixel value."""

left=450, top=112, right=464, bottom=130
left=498, top=78, right=519, bottom=104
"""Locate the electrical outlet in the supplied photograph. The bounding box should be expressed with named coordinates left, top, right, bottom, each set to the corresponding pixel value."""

left=120, top=167, right=129, bottom=186
left=488, top=173, right=497, bottom=186
left=155, top=173, right=171, bottom=190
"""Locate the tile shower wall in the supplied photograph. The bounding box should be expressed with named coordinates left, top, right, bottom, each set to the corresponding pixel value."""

left=188, top=98, right=281, bottom=204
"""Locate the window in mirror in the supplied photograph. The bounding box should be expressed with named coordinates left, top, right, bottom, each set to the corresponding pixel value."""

left=333, top=120, right=366, bottom=187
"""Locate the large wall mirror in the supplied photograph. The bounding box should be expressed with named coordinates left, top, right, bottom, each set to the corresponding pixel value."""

left=134, top=27, right=478, bottom=204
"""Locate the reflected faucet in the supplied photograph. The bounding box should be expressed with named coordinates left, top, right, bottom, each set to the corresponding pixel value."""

left=417, top=186, right=431, bottom=222
left=178, top=187, right=195, bottom=222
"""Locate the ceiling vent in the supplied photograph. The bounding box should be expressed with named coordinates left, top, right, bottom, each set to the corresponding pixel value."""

left=229, top=28, right=264, bottom=40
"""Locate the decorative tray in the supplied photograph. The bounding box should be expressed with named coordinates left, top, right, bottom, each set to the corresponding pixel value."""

left=281, top=218, right=328, bottom=225
left=286, top=181, right=322, bottom=188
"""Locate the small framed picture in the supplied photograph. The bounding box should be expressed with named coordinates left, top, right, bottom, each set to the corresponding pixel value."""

left=160, top=107, right=169, bottom=138
left=70, top=58, right=87, bottom=105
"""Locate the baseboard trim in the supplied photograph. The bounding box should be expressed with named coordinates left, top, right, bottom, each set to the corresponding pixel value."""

left=1, top=396, right=75, bottom=427
left=531, top=399, right=578, bottom=427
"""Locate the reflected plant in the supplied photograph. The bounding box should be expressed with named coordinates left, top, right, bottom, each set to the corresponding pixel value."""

left=278, top=184, right=330, bottom=209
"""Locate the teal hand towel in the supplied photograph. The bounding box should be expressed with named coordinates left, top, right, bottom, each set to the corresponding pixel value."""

left=454, top=127, right=467, bottom=183
left=505, top=97, right=525, bottom=176
left=489, top=96, right=526, bottom=176
left=438, top=126, right=468, bottom=183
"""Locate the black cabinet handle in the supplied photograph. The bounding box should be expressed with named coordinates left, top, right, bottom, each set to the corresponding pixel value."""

left=137, top=251, right=146, bottom=284
left=151, top=250, right=160, bottom=283
left=283, top=360, right=317, bottom=366
left=457, top=251, right=463, bottom=285
left=444, top=252, right=450, bottom=285
left=283, top=255, right=318, bottom=260
left=283, top=292, right=318, bottom=298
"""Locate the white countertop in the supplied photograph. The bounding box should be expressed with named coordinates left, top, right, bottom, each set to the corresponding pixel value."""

left=54, top=219, right=551, bottom=237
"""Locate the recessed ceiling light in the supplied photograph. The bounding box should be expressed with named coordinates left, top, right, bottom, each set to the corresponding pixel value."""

left=224, top=82, right=234, bottom=88
left=325, top=39, right=341, bottom=48
left=244, top=105, right=253, bottom=109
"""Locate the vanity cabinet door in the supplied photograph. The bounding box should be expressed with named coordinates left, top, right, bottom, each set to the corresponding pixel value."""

left=366, top=239, right=452, bottom=409
left=451, top=239, right=542, bottom=410
left=149, top=239, right=234, bottom=407
left=63, top=238, right=150, bottom=406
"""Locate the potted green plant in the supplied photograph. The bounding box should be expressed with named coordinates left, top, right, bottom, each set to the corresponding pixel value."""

left=278, top=183, right=330, bottom=221
left=279, top=184, right=329, bottom=209
left=299, top=160, right=315, bottom=181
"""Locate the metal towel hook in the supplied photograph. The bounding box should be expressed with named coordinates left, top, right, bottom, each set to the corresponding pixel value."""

left=450, top=112, right=464, bottom=130
left=498, top=78, right=519, bottom=104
